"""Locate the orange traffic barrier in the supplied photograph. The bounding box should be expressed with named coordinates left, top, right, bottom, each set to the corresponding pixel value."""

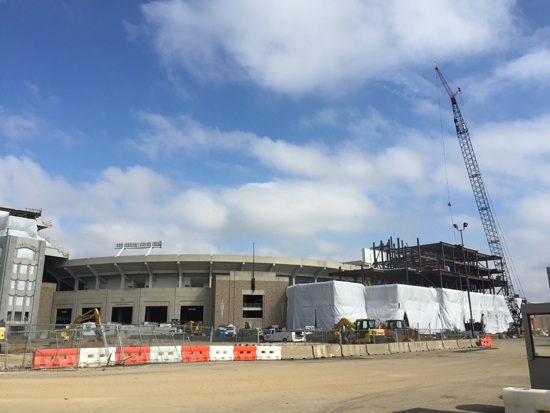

left=478, top=337, right=492, bottom=347
left=181, top=345, right=210, bottom=362
left=116, top=346, right=150, bottom=365
left=33, top=348, right=78, bottom=369
left=233, top=346, right=257, bottom=361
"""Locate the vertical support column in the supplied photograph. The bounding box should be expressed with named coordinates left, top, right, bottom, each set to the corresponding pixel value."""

left=209, top=262, right=213, bottom=288
left=114, top=263, right=128, bottom=290
left=177, top=261, right=183, bottom=288
left=144, top=262, right=154, bottom=289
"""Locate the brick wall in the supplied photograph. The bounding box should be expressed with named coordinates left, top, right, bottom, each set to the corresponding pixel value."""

left=37, top=282, right=56, bottom=324
left=213, top=271, right=289, bottom=329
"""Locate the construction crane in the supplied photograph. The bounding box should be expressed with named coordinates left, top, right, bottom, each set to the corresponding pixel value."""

left=435, top=66, right=522, bottom=327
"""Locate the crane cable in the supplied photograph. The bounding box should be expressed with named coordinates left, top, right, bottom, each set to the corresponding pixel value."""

left=435, top=67, right=456, bottom=243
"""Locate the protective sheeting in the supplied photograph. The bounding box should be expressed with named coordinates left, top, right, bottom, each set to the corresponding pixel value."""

left=286, top=281, right=513, bottom=333
left=286, top=281, right=367, bottom=331
left=0, top=212, right=38, bottom=239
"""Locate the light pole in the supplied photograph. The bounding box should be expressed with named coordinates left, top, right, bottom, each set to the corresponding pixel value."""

left=454, top=222, right=475, bottom=338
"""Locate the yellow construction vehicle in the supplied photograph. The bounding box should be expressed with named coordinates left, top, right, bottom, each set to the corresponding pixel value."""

left=384, top=319, right=418, bottom=342
left=48, top=308, right=103, bottom=342
left=182, top=321, right=203, bottom=336
left=328, top=318, right=357, bottom=344
left=329, top=318, right=386, bottom=344
left=355, top=319, right=386, bottom=344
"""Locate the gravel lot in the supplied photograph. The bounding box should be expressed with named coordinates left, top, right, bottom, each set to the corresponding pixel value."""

left=0, top=340, right=530, bottom=413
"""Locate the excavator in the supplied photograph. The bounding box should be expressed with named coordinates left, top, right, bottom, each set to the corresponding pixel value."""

left=329, top=318, right=386, bottom=344
left=48, top=308, right=103, bottom=343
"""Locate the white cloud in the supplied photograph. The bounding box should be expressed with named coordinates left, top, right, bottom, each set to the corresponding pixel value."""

left=0, top=109, right=41, bottom=141
left=139, top=0, right=516, bottom=96
left=0, top=107, right=75, bottom=146
left=495, top=49, right=550, bottom=84
left=133, top=111, right=254, bottom=159
left=3, top=106, right=550, bottom=300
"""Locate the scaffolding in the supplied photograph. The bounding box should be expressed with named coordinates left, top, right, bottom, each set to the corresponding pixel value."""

left=333, top=237, right=508, bottom=295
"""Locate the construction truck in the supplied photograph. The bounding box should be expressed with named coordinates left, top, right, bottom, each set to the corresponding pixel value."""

left=383, top=319, right=418, bottom=342
left=259, top=328, right=306, bottom=343
left=507, top=322, right=525, bottom=338
left=182, top=321, right=203, bottom=336
left=355, top=319, right=386, bottom=344
left=329, top=318, right=386, bottom=344
left=48, top=308, right=103, bottom=343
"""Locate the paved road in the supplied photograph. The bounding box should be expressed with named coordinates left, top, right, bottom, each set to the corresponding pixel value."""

left=0, top=340, right=530, bottom=412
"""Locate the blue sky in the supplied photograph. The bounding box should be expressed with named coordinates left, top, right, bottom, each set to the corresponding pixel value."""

left=1, top=0, right=550, bottom=301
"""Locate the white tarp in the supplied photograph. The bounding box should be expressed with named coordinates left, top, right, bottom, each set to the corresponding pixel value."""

left=0, top=211, right=38, bottom=239
left=286, top=281, right=367, bottom=331
left=286, top=281, right=513, bottom=333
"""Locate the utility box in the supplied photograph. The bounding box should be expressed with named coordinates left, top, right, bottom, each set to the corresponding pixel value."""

left=522, top=302, right=550, bottom=390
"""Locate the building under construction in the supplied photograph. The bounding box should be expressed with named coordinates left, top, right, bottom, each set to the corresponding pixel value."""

left=333, top=237, right=510, bottom=296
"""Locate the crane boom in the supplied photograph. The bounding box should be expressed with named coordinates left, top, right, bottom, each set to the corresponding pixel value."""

left=435, top=67, right=521, bottom=326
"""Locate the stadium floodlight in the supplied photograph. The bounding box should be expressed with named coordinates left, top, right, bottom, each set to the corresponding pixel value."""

left=115, top=241, right=163, bottom=257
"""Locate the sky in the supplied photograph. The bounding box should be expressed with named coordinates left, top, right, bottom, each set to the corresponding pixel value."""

left=1, top=0, right=550, bottom=302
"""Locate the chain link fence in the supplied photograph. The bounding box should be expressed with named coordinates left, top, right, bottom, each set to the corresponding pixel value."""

left=0, top=323, right=485, bottom=370
left=1, top=323, right=262, bottom=370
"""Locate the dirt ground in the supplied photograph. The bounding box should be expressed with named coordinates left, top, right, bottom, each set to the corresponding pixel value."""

left=0, top=340, right=530, bottom=413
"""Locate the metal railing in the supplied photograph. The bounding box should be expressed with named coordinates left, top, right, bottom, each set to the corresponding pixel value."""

left=0, top=324, right=483, bottom=370
left=0, top=324, right=262, bottom=370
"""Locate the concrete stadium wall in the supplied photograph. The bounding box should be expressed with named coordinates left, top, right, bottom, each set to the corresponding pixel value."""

left=213, top=272, right=288, bottom=329
left=51, top=287, right=211, bottom=325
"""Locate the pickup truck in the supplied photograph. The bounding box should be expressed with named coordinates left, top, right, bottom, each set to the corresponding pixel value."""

left=259, top=328, right=306, bottom=343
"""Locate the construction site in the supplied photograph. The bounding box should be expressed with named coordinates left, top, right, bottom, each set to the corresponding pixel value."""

left=0, top=65, right=548, bottom=412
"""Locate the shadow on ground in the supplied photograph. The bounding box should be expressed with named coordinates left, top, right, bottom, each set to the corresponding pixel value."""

left=395, top=405, right=502, bottom=413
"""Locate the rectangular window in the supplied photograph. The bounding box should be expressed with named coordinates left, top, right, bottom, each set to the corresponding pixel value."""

left=15, top=297, right=23, bottom=306
left=243, top=295, right=263, bottom=319
left=19, top=264, right=28, bottom=275
left=17, top=281, right=25, bottom=290
left=10, top=280, right=15, bottom=289
left=27, top=282, right=33, bottom=291
left=55, top=308, right=72, bottom=324
left=7, top=311, right=12, bottom=321
left=24, top=312, right=29, bottom=321
left=145, top=306, right=168, bottom=323
left=25, top=297, right=31, bottom=307
left=29, top=266, right=35, bottom=275
left=12, top=264, right=18, bottom=273
left=111, top=307, right=133, bottom=324
left=180, top=306, right=204, bottom=323
left=530, top=314, right=550, bottom=358
left=8, top=296, right=13, bottom=306
left=14, top=312, right=22, bottom=321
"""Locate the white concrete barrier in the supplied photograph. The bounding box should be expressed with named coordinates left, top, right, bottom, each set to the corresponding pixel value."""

left=457, top=339, right=472, bottom=349
left=408, top=341, right=428, bottom=352
left=470, top=339, right=478, bottom=347
left=388, top=342, right=409, bottom=354
left=150, top=345, right=182, bottom=363
left=426, top=341, right=444, bottom=351
left=341, top=344, right=368, bottom=357
left=257, top=346, right=282, bottom=360
left=79, top=347, right=114, bottom=368
left=442, top=340, right=459, bottom=350
left=366, top=343, right=390, bottom=355
left=503, top=387, right=550, bottom=412
left=313, top=344, right=341, bottom=358
left=281, top=345, right=314, bottom=360
left=209, top=345, right=235, bottom=361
